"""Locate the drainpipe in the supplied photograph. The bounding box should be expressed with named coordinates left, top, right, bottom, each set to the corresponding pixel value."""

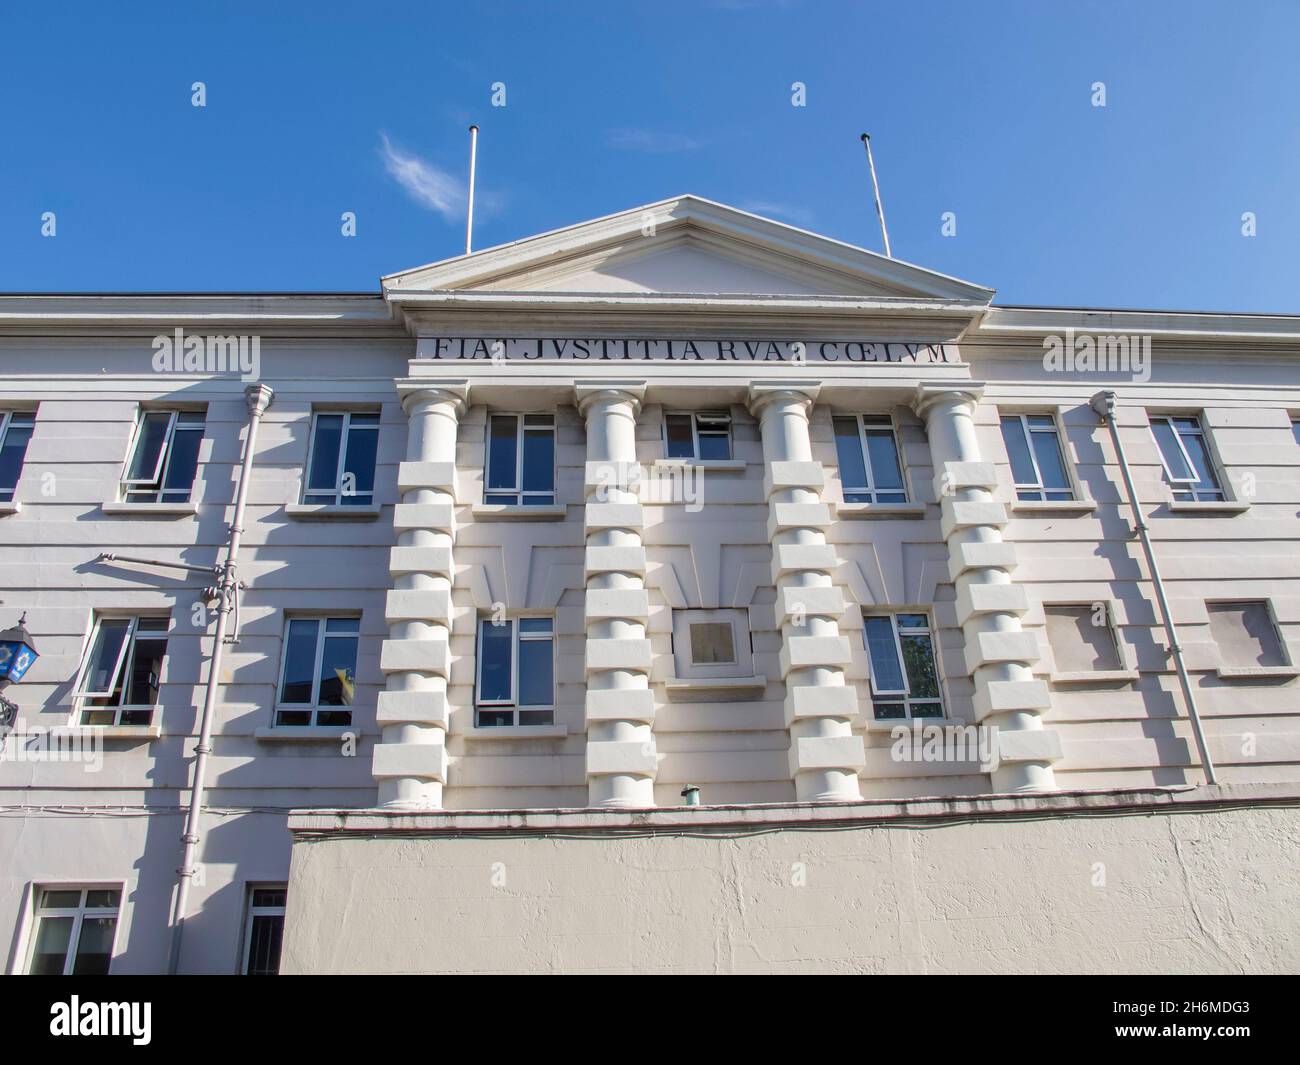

left=1090, top=391, right=1217, bottom=785
left=167, top=383, right=274, bottom=973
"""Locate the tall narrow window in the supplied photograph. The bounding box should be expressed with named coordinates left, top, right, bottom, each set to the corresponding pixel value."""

left=664, top=411, right=732, bottom=460
left=0, top=411, right=35, bottom=502
left=999, top=413, right=1075, bottom=501
left=863, top=612, right=943, bottom=720
left=121, top=409, right=205, bottom=503
left=1149, top=414, right=1224, bottom=502
left=242, top=886, right=287, bottom=975
left=832, top=415, right=907, bottom=503
left=27, top=886, right=121, bottom=975
left=275, top=616, right=358, bottom=726
left=74, top=616, right=169, bottom=726
left=475, top=617, right=555, bottom=726
left=1207, top=601, right=1287, bottom=668
left=303, top=411, right=379, bottom=506
left=485, top=414, right=555, bottom=505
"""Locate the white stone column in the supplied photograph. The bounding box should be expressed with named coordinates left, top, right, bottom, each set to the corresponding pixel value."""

left=576, top=382, right=656, bottom=808
left=748, top=383, right=864, bottom=802
left=372, top=382, right=468, bottom=808
left=912, top=383, right=1060, bottom=793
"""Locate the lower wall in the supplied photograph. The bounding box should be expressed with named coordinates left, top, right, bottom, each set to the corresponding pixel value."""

left=283, top=785, right=1300, bottom=974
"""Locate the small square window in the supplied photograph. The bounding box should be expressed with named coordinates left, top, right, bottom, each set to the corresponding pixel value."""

left=1207, top=601, right=1287, bottom=668
left=663, top=411, right=732, bottom=461
left=672, top=609, right=751, bottom=679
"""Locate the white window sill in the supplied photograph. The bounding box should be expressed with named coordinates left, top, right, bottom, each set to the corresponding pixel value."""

left=52, top=724, right=161, bottom=741
left=463, top=723, right=568, bottom=739
left=1011, top=499, right=1099, bottom=514
left=255, top=725, right=357, bottom=742
left=1050, top=669, right=1139, bottom=685
left=664, top=675, right=766, bottom=702
left=285, top=503, right=381, bottom=521
left=652, top=458, right=746, bottom=472
left=863, top=716, right=965, bottom=733
left=101, top=501, right=199, bottom=516
left=1215, top=666, right=1300, bottom=680
left=1166, top=501, right=1251, bottom=515
left=835, top=502, right=927, bottom=520
left=470, top=503, right=568, bottom=522
left=0, top=501, right=19, bottom=516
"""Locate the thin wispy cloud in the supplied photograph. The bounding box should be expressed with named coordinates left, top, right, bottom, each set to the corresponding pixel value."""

left=606, top=128, right=703, bottom=154
left=379, top=132, right=465, bottom=221
left=739, top=200, right=815, bottom=227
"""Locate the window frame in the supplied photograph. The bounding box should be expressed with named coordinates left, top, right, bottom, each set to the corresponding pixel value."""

left=301, top=409, right=380, bottom=507
left=120, top=408, right=206, bottom=503
left=999, top=411, right=1077, bottom=502
left=473, top=615, right=556, bottom=726
left=662, top=410, right=732, bottom=461
left=0, top=409, right=36, bottom=501
left=832, top=413, right=908, bottom=504
left=1205, top=598, right=1292, bottom=670
left=862, top=611, right=945, bottom=720
left=22, top=883, right=124, bottom=976
left=671, top=608, right=753, bottom=680
left=273, top=615, right=360, bottom=726
left=1148, top=413, right=1225, bottom=502
left=483, top=413, right=557, bottom=506
left=240, top=883, right=287, bottom=976
left=1042, top=600, right=1132, bottom=679
left=72, top=614, right=170, bottom=725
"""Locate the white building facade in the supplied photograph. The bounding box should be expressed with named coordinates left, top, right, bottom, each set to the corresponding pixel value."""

left=2, top=198, right=1298, bottom=974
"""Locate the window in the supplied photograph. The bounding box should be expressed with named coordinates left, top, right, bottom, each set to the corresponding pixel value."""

left=1044, top=604, right=1124, bottom=674
left=26, top=886, right=121, bottom=975
left=475, top=616, right=554, bottom=726
left=0, top=411, right=35, bottom=502
left=1292, top=417, right=1300, bottom=448
left=1000, top=413, right=1074, bottom=501
left=275, top=616, right=358, bottom=726
left=1149, top=414, right=1224, bottom=502
left=664, top=411, right=731, bottom=460
left=485, top=413, right=555, bottom=505
left=671, top=608, right=753, bottom=679
left=303, top=411, right=379, bottom=506
left=74, top=616, right=169, bottom=725
left=242, top=885, right=286, bottom=976
left=1207, top=601, right=1287, bottom=668
left=832, top=415, right=907, bottom=503
left=121, top=409, right=205, bottom=503
left=863, top=613, right=943, bottom=720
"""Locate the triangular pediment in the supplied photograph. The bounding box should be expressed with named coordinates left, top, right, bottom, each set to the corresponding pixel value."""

left=382, top=196, right=994, bottom=303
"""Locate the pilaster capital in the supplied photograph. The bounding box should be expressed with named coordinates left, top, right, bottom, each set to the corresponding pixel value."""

left=746, top=381, right=821, bottom=419
left=397, top=379, right=470, bottom=417
left=911, top=381, right=985, bottom=422
left=243, top=383, right=274, bottom=416
left=574, top=380, right=647, bottom=418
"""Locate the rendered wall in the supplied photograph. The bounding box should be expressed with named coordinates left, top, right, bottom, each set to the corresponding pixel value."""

left=282, top=794, right=1300, bottom=974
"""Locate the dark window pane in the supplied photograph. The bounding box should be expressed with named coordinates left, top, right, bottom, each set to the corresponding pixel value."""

left=40, top=889, right=83, bottom=908
left=665, top=415, right=694, bottom=458
left=912, top=702, right=944, bottom=718
left=341, top=425, right=378, bottom=499
left=478, top=620, right=513, bottom=702
left=873, top=702, right=906, bottom=720
left=279, top=619, right=320, bottom=704
left=517, top=638, right=554, bottom=706
left=85, top=889, right=121, bottom=909
left=519, top=618, right=551, bottom=635
left=246, top=914, right=284, bottom=976
left=864, top=617, right=904, bottom=691
left=123, top=636, right=167, bottom=706
left=81, top=620, right=131, bottom=696
left=307, top=415, right=344, bottom=492
left=317, top=635, right=357, bottom=706
left=160, top=426, right=202, bottom=499
left=518, top=708, right=554, bottom=726
left=1151, top=419, right=1194, bottom=481
left=1028, top=426, right=1071, bottom=494
left=833, top=417, right=869, bottom=490
left=487, top=416, right=518, bottom=490
left=125, top=412, right=172, bottom=484
left=697, top=431, right=731, bottom=460
left=252, top=888, right=286, bottom=908
left=0, top=423, right=33, bottom=498
left=521, top=427, right=554, bottom=492
left=865, top=428, right=904, bottom=491
left=71, top=916, right=117, bottom=975
left=1180, top=431, right=1221, bottom=495
left=1000, top=417, right=1038, bottom=487
left=29, top=916, right=73, bottom=974
left=477, top=708, right=514, bottom=727
left=689, top=622, right=735, bottom=664
left=900, top=633, right=940, bottom=699
left=274, top=709, right=312, bottom=727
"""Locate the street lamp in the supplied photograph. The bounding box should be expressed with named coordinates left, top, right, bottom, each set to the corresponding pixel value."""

left=0, top=613, right=39, bottom=740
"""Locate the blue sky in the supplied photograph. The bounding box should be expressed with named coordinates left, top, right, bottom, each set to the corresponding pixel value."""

left=3, top=1, right=1297, bottom=311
